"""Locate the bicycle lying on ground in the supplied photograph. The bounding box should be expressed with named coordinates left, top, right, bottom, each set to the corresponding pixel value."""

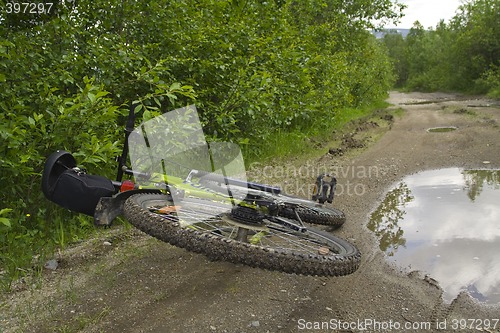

left=42, top=104, right=360, bottom=276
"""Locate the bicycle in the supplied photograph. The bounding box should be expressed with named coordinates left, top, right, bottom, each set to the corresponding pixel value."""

left=42, top=104, right=360, bottom=276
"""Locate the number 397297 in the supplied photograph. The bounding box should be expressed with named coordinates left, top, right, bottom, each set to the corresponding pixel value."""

left=5, top=2, right=54, bottom=14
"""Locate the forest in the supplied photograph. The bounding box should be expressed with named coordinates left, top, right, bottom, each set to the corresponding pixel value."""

left=382, top=0, right=499, bottom=96
left=0, top=0, right=498, bottom=287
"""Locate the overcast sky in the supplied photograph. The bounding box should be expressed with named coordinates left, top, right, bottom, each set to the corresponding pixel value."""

left=389, top=0, right=464, bottom=29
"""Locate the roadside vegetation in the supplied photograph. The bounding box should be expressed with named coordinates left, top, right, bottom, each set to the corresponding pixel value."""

left=382, top=0, right=500, bottom=97
left=1, top=0, right=497, bottom=290
left=0, top=0, right=403, bottom=290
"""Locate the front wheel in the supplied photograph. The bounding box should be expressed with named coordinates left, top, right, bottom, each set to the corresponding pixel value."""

left=198, top=178, right=346, bottom=227
left=123, top=193, right=360, bottom=277
left=256, top=192, right=346, bottom=227
left=280, top=202, right=346, bottom=227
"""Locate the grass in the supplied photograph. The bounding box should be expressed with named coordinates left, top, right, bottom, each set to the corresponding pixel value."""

left=244, top=99, right=392, bottom=165
left=0, top=211, right=132, bottom=293
left=1, top=225, right=149, bottom=332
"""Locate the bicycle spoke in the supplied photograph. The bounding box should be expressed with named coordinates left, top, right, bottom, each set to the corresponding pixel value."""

left=151, top=205, right=336, bottom=257
left=259, top=226, right=333, bottom=255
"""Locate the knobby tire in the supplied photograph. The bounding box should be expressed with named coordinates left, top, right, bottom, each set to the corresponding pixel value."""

left=123, top=193, right=360, bottom=277
left=280, top=202, right=345, bottom=227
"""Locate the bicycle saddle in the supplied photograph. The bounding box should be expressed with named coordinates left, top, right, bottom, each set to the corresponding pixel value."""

left=41, top=150, right=77, bottom=199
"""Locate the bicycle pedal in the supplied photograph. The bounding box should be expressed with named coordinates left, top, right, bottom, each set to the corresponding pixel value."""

left=311, top=174, right=336, bottom=204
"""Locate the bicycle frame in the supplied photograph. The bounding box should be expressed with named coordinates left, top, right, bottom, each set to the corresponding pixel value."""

left=94, top=104, right=282, bottom=226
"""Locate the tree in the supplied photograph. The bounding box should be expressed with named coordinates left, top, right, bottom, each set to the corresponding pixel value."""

left=382, top=32, right=408, bottom=86
left=382, top=0, right=500, bottom=95
left=452, top=0, right=500, bottom=94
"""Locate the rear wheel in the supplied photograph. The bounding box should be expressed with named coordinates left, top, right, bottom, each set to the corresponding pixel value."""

left=123, top=193, right=360, bottom=276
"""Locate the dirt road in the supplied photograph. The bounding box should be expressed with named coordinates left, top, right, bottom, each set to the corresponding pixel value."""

left=2, top=92, right=500, bottom=332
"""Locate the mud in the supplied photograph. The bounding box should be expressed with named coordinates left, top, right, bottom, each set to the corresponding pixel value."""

left=1, top=91, right=500, bottom=333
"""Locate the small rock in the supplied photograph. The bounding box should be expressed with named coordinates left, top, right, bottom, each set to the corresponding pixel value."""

left=44, top=259, right=58, bottom=270
left=210, top=325, right=216, bottom=331
left=328, top=147, right=344, bottom=156
left=250, top=321, right=260, bottom=328
left=103, top=241, right=112, bottom=246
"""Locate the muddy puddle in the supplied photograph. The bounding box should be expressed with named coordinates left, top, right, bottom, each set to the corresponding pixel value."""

left=427, top=126, right=457, bottom=133
left=369, top=168, right=500, bottom=304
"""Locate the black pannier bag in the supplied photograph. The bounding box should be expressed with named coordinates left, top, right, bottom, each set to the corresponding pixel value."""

left=42, top=150, right=116, bottom=216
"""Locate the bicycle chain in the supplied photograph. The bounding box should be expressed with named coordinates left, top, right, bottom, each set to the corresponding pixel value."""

left=230, top=206, right=265, bottom=225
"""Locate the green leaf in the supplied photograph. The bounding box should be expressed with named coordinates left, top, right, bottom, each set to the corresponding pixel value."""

left=153, top=97, right=161, bottom=107
left=88, top=92, right=96, bottom=104
left=0, top=208, right=12, bottom=227
left=134, top=104, right=143, bottom=113
left=166, top=93, right=177, bottom=104
left=0, top=208, right=13, bottom=215
left=0, top=217, right=11, bottom=227
left=95, top=91, right=109, bottom=98
left=169, top=82, right=181, bottom=91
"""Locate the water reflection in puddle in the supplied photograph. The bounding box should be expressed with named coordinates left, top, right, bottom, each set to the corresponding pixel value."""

left=369, top=168, right=500, bottom=304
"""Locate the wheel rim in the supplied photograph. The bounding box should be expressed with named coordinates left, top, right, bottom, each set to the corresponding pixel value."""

left=141, top=198, right=350, bottom=257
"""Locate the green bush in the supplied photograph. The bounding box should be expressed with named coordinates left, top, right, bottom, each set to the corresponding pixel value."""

left=0, top=0, right=402, bottom=288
